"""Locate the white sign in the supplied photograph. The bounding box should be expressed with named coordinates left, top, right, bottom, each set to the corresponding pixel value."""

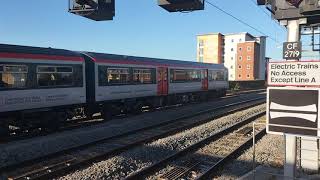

left=267, top=87, right=320, bottom=137
left=268, top=61, right=320, bottom=86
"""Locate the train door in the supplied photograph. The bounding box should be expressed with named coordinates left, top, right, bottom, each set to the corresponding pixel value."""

left=202, top=69, right=208, bottom=91
left=157, top=67, right=168, bottom=95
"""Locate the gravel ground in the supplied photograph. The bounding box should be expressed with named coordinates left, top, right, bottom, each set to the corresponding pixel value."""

left=215, top=130, right=284, bottom=180
left=216, top=134, right=320, bottom=180
left=59, top=104, right=266, bottom=180
left=149, top=116, right=266, bottom=180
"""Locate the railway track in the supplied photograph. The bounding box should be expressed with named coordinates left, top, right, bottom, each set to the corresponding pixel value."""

left=125, top=112, right=266, bottom=180
left=0, top=89, right=265, bottom=144
left=1, top=96, right=265, bottom=180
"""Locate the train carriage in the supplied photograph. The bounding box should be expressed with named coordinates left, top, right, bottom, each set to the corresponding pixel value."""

left=0, top=44, right=86, bottom=134
left=82, top=52, right=228, bottom=118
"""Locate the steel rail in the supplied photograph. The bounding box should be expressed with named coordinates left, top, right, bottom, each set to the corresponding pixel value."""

left=3, top=97, right=265, bottom=180
left=196, top=128, right=266, bottom=180
left=124, top=111, right=266, bottom=180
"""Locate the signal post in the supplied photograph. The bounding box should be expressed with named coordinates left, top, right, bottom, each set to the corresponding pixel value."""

left=259, top=0, right=320, bottom=178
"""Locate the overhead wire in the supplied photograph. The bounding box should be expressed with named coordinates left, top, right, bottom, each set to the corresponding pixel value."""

left=248, top=0, right=271, bottom=18
left=247, top=0, right=285, bottom=30
left=247, top=0, right=286, bottom=47
left=204, top=0, right=280, bottom=43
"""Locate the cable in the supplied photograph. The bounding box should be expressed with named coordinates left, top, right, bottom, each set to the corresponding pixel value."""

left=247, top=0, right=286, bottom=47
left=205, top=0, right=279, bottom=43
left=247, top=0, right=285, bottom=30
left=248, top=0, right=271, bottom=18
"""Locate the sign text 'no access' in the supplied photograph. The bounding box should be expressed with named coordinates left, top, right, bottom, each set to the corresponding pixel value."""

left=268, top=61, right=320, bottom=86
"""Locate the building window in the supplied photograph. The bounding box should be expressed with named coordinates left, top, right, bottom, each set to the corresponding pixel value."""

left=230, top=65, right=233, bottom=69
left=247, top=74, right=250, bottom=78
left=247, top=65, right=251, bottom=69
left=230, top=74, right=233, bottom=78
left=238, top=65, right=242, bottom=69
left=231, top=48, right=234, bottom=52
left=0, top=64, right=28, bottom=89
left=199, top=48, right=204, bottom=56
left=231, top=39, right=234, bottom=42
left=37, top=66, right=73, bottom=87
left=199, top=40, right=204, bottom=47
left=231, top=57, right=233, bottom=60
left=199, top=56, right=203, bottom=62
left=239, top=47, right=242, bottom=51
left=247, top=56, right=251, bottom=60
left=238, top=74, right=242, bottom=78
left=247, top=46, right=251, bottom=51
left=239, top=38, right=242, bottom=42
left=239, top=56, right=242, bottom=60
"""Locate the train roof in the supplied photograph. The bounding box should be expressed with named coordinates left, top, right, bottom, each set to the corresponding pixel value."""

left=0, top=44, right=226, bottom=69
left=0, top=44, right=82, bottom=57
left=84, top=52, right=226, bottom=69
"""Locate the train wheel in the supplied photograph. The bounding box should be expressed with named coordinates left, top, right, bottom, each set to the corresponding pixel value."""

left=132, top=102, right=143, bottom=114
left=102, top=109, right=112, bottom=120
left=221, top=90, right=227, bottom=97
left=200, top=93, right=209, bottom=102
left=0, top=121, right=9, bottom=138
left=41, top=111, right=62, bottom=132
left=101, top=104, right=113, bottom=120
left=56, top=111, right=68, bottom=125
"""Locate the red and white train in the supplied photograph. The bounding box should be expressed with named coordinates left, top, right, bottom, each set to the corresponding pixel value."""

left=0, top=44, right=228, bottom=135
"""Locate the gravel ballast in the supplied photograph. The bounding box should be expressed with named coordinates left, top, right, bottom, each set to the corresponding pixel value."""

left=216, top=132, right=284, bottom=180
left=0, top=93, right=264, bottom=169
left=59, top=104, right=266, bottom=180
left=217, top=134, right=320, bottom=180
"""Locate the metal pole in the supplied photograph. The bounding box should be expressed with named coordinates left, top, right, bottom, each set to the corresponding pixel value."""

left=284, top=19, right=301, bottom=180
left=252, top=122, right=256, bottom=180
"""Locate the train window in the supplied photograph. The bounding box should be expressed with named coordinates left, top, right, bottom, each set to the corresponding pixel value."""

left=170, top=69, right=201, bottom=83
left=57, top=67, right=73, bottom=73
left=133, top=69, right=153, bottom=84
left=107, top=68, right=130, bottom=85
left=38, top=66, right=55, bottom=73
left=216, top=71, right=224, bottom=81
left=0, top=65, right=28, bottom=89
left=209, top=70, right=225, bottom=81
left=37, top=66, right=73, bottom=87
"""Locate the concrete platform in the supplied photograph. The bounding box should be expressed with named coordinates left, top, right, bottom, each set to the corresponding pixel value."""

left=239, top=166, right=320, bottom=180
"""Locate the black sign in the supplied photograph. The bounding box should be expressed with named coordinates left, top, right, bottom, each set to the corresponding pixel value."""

left=283, top=42, right=302, bottom=59
left=267, top=87, right=319, bottom=137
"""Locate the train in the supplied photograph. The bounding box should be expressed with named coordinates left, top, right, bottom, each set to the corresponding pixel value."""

left=0, top=44, right=228, bottom=136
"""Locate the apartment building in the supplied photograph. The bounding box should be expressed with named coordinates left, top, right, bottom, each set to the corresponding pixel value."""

left=236, top=41, right=260, bottom=80
left=196, top=32, right=266, bottom=81
left=197, top=33, right=224, bottom=64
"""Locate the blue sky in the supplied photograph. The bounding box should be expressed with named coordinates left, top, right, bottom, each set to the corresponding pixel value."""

left=0, top=0, right=286, bottom=61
